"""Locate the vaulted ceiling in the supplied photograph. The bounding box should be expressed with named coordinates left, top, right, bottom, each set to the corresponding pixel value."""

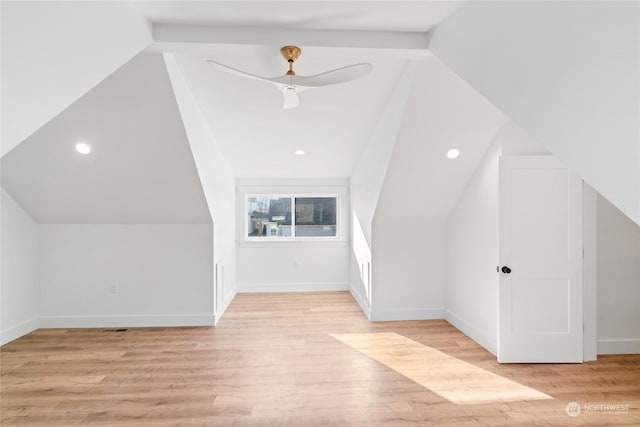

left=170, top=52, right=408, bottom=178
left=133, top=0, right=466, bottom=179
left=3, top=1, right=637, bottom=225
left=1, top=1, right=476, bottom=224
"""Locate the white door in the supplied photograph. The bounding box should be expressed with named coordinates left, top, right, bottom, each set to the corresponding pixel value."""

left=498, top=156, right=583, bottom=363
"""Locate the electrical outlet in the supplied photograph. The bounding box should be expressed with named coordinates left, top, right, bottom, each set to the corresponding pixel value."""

left=110, top=282, right=119, bottom=294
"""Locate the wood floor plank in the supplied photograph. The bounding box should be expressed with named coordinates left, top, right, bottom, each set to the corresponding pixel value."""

left=2, top=291, right=639, bottom=425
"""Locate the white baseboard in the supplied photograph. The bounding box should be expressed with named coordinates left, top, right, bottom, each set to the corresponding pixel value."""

left=214, top=287, right=237, bottom=325
left=39, top=314, right=215, bottom=329
left=444, top=309, right=497, bottom=356
left=349, top=283, right=371, bottom=320
left=1, top=317, right=39, bottom=346
left=370, top=307, right=444, bottom=322
left=597, top=338, right=640, bottom=355
left=237, top=282, right=350, bottom=293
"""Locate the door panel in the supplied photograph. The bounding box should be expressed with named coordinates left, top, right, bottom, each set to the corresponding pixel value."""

left=498, top=156, right=583, bottom=363
left=511, top=168, right=569, bottom=259
left=510, top=279, right=569, bottom=334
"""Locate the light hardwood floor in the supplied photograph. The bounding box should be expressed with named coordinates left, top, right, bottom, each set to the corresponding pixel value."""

left=2, top=292, right=639, bottom=426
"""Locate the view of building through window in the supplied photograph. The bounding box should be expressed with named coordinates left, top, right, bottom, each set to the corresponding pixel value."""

left=247, top=197, right=292, bottom=237
left=246, top=196, right=337, bottom=238
left=295, top=197, right=337, bottom=236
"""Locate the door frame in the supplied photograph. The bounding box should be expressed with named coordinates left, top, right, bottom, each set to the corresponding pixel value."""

left=583, top=183, right=598, bottom=361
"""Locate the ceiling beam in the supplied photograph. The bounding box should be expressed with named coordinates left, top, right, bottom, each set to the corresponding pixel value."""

left=150, top=24, right=430, bottom=59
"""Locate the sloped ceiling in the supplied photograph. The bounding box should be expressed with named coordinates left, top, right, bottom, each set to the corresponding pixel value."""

left=1, top=53, right=211, bottom=224
left=375, top=56, right=508, bottom=224
left=0, top=1, right=152, bottom=157
left=428, top=1, right=640, bottom=225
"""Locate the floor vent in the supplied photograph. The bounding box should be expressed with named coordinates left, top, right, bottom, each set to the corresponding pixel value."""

left=102, top=328, right=129, bottom=333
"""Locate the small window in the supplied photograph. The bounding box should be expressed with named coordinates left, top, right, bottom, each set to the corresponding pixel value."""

left=246, top=195, right=338, bottom=239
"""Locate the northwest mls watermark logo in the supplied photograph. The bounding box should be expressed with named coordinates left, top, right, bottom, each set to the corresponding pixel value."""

left=566, top=401, right=630, bottom=417
left=565, top=401, right=581, bottom=417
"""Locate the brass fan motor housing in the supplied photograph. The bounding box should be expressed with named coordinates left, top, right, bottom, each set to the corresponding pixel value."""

left=281, top=46, right=301, bottom=76
left=281, top=46, right=301, bottom=62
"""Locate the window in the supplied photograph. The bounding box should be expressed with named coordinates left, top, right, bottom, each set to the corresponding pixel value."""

left=247, top=196, right=292, bottom=237
left=295, top=197, right=337, bottom=237
left=246, top=195, right=338, bottom=239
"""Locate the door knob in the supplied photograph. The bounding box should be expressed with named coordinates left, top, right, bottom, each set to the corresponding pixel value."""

left=501, top=266, right=512, bottom=274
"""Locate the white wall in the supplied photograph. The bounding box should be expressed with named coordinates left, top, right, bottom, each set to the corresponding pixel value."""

left=597, top=195, right=640, bottom=354
left=164, top=53, right=237, bottom=322
left=1, top=189, right=39, bottom=345
left=1, top=1, right=152, bottom=156
left=238, top=243, right=350, bottom=292
left=351, top=62, right=417, bottom=248
left=445, top=138, right=500, bottom=355
left=499, top=122, right=551, bottom=157
left=371, top=218, right=445, bottom=321
left=368, top=56, right=505, bottom=321
left=236, top=179, right=350, bottom=292
left=38, top=224, right=213, bottom=328
left=350, top=211, right=373, bottom=317
left=429, top=1, right=640, bottom=225
left=350, top=62, right=417, bottom=315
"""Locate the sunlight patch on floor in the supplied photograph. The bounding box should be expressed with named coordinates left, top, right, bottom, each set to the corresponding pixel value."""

left=331, top=332, right=552, bottom=405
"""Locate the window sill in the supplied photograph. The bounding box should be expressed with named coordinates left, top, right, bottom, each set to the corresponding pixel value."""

left=237, top=239, right=349, bottom=248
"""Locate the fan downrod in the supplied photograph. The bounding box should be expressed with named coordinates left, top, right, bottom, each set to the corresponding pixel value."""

left=281, top=46, right=301, bottom=76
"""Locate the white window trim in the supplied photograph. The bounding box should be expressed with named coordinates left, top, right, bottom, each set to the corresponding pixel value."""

left=245, top=194, right=341, bottom=242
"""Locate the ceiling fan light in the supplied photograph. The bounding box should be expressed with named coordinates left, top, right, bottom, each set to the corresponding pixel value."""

left=282, top=85, right=299, bottom=94
left=282, top=91, right=300, bottom=109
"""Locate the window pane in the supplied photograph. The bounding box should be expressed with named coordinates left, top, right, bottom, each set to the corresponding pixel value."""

left=247, top=197, right=292, bottom=237
left=295, top=197, right=337, bottom=237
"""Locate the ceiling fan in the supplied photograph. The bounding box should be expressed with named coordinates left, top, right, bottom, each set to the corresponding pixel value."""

left=207, top=46, right=372, bottom=109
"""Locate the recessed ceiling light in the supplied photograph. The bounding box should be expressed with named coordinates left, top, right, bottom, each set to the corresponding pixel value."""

left=294, top=149, right=305, bottom=156
left=446, top=148, right=460, bottom=159
left=75, top=142, right=91, bottom=154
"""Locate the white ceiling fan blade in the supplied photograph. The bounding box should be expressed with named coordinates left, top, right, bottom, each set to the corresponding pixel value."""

left=293, top=63, right=372, bottom=87
left=282, top=90, right=299, bottom=110
left=207, top=54, right=369, bottom=110
left=208, top=60, right=305, bottom=89
left=206, top=60, right=279, bottom=83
